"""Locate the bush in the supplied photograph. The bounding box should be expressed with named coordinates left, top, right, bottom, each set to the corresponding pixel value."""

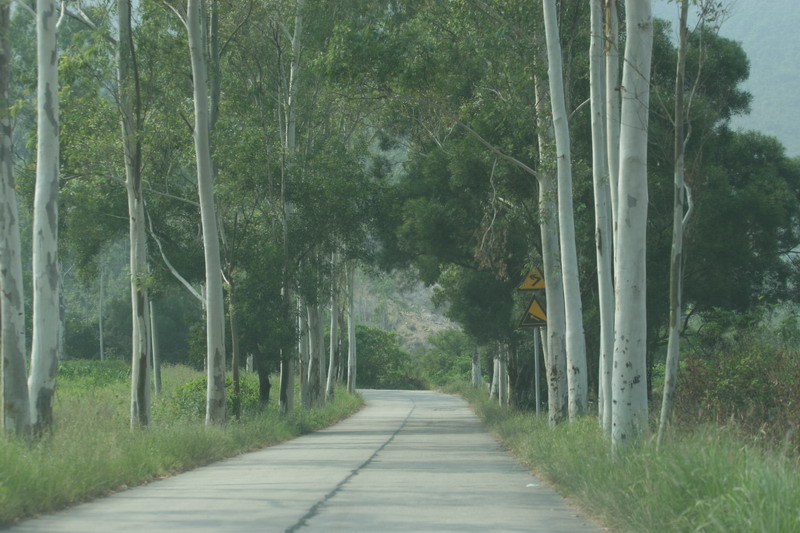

left=355, top=325, right=424, bottom=389
left=167, top=373, right=261, bottom=419
left=677, top=328, right=800, bottom=452
left=419, top=329, right=473, bottom=386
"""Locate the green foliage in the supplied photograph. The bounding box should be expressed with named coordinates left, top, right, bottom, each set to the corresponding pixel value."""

left=675, top=318, right=800, bottom=451
left=58, top=360, right=130, bottom=388
left=165, top=373, right=262, bottom=420
left=459, top=387, right=800, bottom=533
left=419, top=329, right=473, bottom=387
left=356, top=325, right=424, bottom=389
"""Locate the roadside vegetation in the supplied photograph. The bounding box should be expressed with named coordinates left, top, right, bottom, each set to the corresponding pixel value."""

left=0, top=361, right=362, bottom=526
left=423, top=315, right=800, bottom=533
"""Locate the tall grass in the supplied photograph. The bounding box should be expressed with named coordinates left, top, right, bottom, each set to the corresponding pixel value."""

left=0, top=363, right=362, bottom=526
left=455, top=383, right=800, bottom=533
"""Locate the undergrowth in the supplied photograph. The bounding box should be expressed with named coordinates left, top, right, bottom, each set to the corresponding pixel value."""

left=455, top=383, right=800, bottom=533
left=0, top=363, right=362, bottom=526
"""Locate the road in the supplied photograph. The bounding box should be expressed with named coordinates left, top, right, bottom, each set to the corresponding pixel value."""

left=10, top=390, right=604, bottom=533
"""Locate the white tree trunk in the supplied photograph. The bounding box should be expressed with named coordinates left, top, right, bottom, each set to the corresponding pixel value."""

left=542, top=0, right=588, bottom=420
left=605, top=0, right=621, bottom=238
left=658, top=0, right=691, bottom=447
left=612, top=0, right=653, bottom=452
left=471, top=344, right=482, bottom=388
left=119, top=0, right=151, bottom=429
left=280, top=356, right=295, bottom=414
left=590, top=0, right=614, bottom=432
left=99, top=270, right=105, bottom=361
left=498, top=347, right=509, bottom=406
left=534, top=71, right=568, bottom=425
left=187, top=0, right=226, bottom=424
left=306, top=303, right=324, bottom=407
left=326, top=257, right=339, bottom=400
left=150, top=300, right=161, bottom=396
left=0, top=2, right=31, bottom=439
left=29, top=0, right=61, bottom=435
left=489, top=356, right=499, bottom=399
left=298, top=300, right=310, bottom=408
left=346, top=263, right=357, bottom=394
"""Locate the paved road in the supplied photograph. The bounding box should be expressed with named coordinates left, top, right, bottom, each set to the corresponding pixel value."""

left=10, top=390, right=604, bottom=533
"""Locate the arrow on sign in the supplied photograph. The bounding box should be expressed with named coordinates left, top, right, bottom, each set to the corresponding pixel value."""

left=517, top=268, right=545, bottom=291
left=518, top=295, right=547, bottom=328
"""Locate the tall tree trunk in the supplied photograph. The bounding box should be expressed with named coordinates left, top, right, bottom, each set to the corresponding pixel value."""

left=612, top=0, right=653, bottom=452
left=658, top=0, right=692, bottom=447
left=605, top=0, right=621, bottom=235
left=0, top=1, right=31, bottom=439
left=228, top=284, right=241, bottom=419
left=306, top=303, right=323, bottom=407
left=590, top=0, right=614, bottom=431
left=498, top=348, right=508, bottom=406
left=29, top=0, right=61, bottom=436
left=489, top=356, right=499, bottom=399
left=534, top=70, right=568, bottom=425
left=345, top=263, right=357, bottom=394
left=119, top=0, right=151, bottom=429
left=471, top=344, right=482, bottom=388
left=187, top=0, right=226, bottom=425
left=326, top=255, right=339, bottom=401
left=542, top=0, right=588, bottom=420
left=99, top=271, right=105, bottom=361
left=150, top=300, right=161, bottom=396
left=279, top=355, right=295, bottom=414
left=298, top=301, right=310, bottom=408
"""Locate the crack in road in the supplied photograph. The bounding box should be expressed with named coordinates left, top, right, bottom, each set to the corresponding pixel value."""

left=285, top=400, right=417, bottom=533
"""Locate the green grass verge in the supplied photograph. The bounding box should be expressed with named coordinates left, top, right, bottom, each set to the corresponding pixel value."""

left=0, top=364, right=362, bottom=526
left=451, top=382, right=800, bottom=533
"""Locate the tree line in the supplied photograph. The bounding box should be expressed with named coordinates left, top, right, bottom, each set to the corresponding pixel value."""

left=2, top=0, right=799, bottom=454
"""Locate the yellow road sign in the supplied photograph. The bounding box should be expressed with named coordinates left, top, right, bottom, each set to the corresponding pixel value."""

left=517, top=268, right=545, bottom=291
left=518, top=295, right=547, bottom=328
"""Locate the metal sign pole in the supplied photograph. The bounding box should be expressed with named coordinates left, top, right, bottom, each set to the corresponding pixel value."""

left=534, top=327, right=541, bottom=415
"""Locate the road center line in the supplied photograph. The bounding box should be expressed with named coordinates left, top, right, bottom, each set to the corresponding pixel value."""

left=285, top=399, right=417, bottom=533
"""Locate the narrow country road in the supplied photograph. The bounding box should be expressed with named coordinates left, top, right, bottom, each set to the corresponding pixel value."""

left=10, top=390, right=604, bottom=533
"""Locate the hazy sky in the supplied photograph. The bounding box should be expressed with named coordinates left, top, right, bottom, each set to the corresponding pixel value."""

left=652, top=0, right=800, bottom=156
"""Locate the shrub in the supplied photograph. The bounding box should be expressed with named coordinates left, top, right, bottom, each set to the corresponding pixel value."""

left=167, top=373, right=261, bottom=419
left=355, top=325, right=424, bottom=389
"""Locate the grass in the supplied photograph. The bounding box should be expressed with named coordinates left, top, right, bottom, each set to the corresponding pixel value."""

left=450, top=382, right=800, bottom=533
left=0, top=363, right=362, bottom=526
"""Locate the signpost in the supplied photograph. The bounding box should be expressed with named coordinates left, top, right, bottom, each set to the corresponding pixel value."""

left=516, top=268, right=546, bottom=413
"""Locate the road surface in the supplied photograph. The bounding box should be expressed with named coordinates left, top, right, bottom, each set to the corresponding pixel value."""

left=9, top=390, right=604, bottom=533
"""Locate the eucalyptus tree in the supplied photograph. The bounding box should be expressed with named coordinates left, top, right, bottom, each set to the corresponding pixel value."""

left=0, top=1, right=31, bottom=440
left=29, top=0, right=62, bottom=435
left=541, top=0, right=587, bottom=420
left=657, top=0, right=691, bottom=447
left=612, top=0, right=653, bottom=451
left=590, top=0, right=613, bottom=433
left=186, top=0, right=226, bottom=424
left=118, top=0, right=152, bottom=428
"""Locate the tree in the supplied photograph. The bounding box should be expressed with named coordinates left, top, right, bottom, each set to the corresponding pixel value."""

left=0, top=1, right=31, bottom=440
left=186, top=0, right=226, bottom=424
left=590, top=0, right=614, bottom=434
left=118, top=0, right=152, bottom=429
left=541, top=0, right=588, bottom=420
left=657, top=0, right=692, bottom=447
left=29, top=0, right=62, bottom=435
left=612, top=0, right=653, bottom=451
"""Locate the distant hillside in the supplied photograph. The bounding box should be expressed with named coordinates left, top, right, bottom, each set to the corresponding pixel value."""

left=354, top=269, right=457, bottom=353
left=653, top=0, right=800, bottom=156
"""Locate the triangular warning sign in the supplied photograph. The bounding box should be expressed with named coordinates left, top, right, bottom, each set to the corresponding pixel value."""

left=518, top=295, right=547, bottom=328
left=517, top=268, right=545, bottom=291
